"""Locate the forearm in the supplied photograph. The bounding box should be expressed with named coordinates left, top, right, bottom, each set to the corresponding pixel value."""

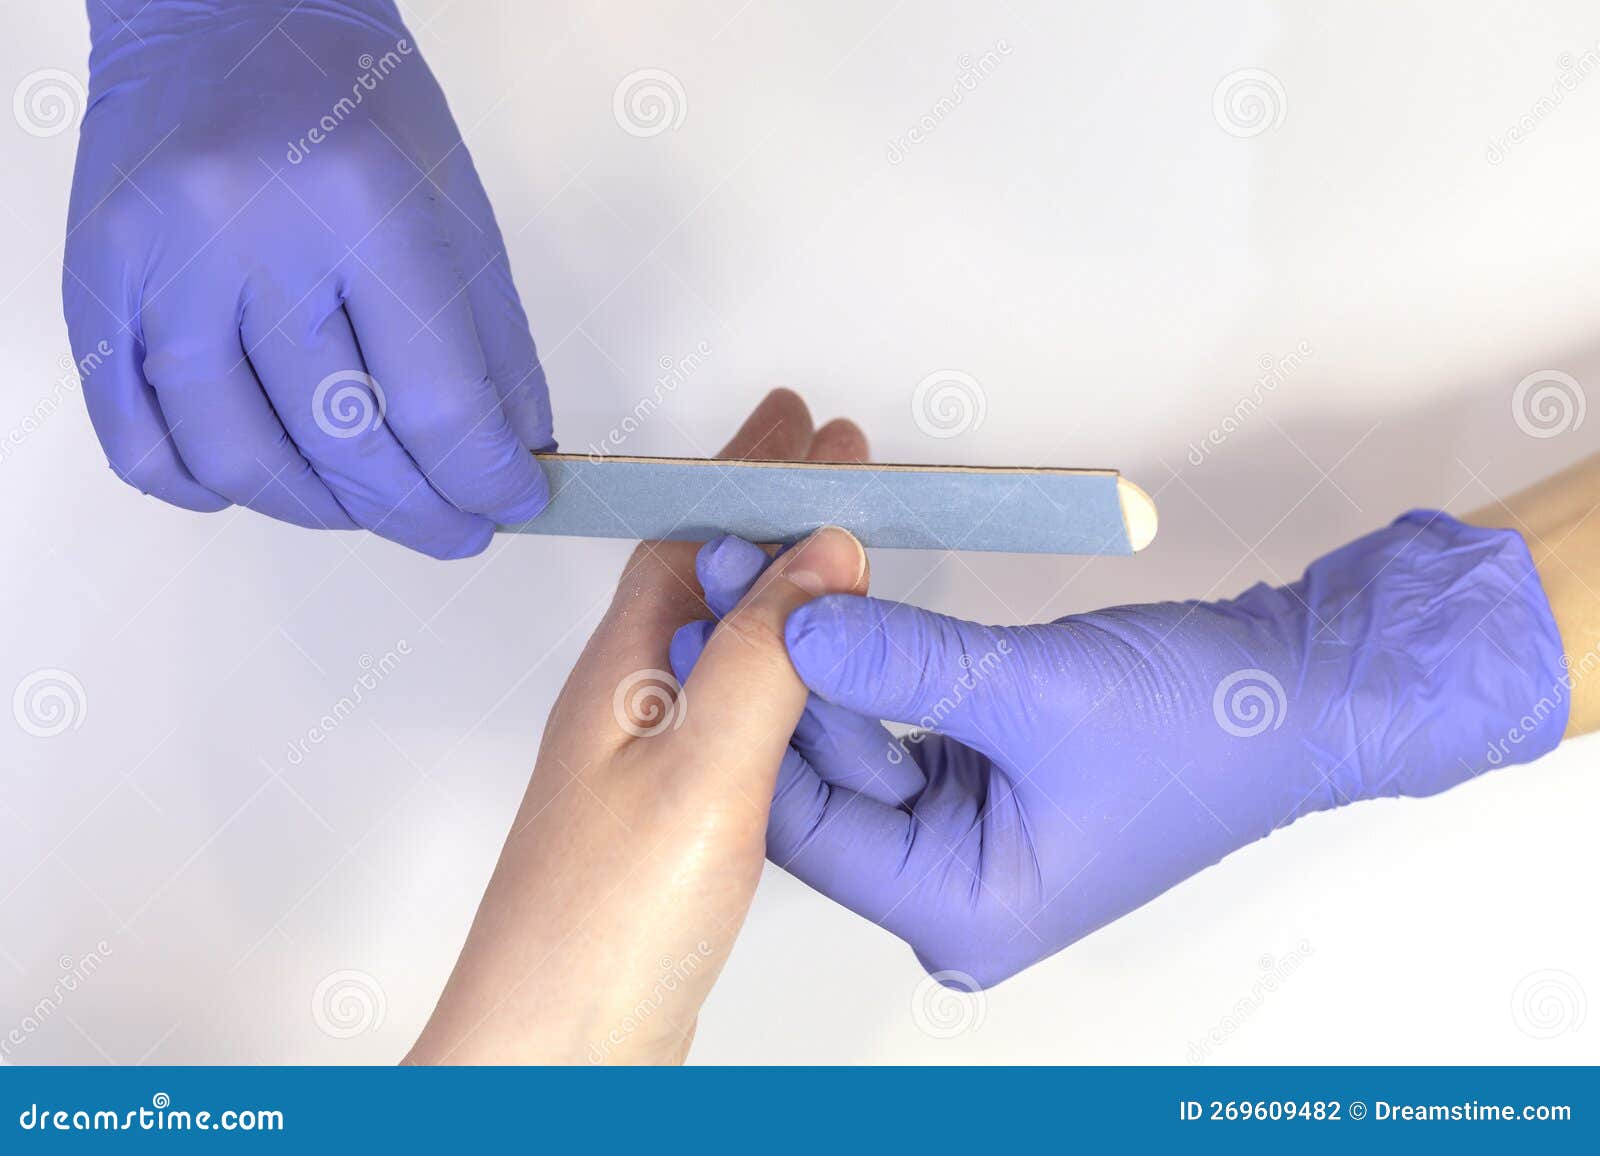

left=1466, top=451, right=1600, bottom=737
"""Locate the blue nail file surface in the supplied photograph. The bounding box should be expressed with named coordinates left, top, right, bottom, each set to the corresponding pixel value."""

left=501, top=455, right=1140, bottom=555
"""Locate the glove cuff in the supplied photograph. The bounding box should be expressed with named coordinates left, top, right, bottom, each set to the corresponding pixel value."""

left=1295, top=509, right=1569, bottom=801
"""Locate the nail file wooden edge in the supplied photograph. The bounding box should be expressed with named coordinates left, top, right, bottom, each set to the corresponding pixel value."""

left=499, top=453, right=1158, bottom=555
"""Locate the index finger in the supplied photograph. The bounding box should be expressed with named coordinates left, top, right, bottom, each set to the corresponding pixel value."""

left=342, top=184, right=548, bottom=525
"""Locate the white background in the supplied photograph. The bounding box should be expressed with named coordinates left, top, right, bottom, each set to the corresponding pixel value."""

left=2, top=0, right=1596, bottom=1064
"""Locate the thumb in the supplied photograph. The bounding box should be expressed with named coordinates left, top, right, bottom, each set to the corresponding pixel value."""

left=785, top=595, right=1002, bottom=744
left=666, top=527, right=867, bottom=788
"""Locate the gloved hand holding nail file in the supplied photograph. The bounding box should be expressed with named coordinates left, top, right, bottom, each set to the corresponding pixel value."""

left=670, top=510, right=1570, bottom=988
left=66, top=0, right=551, bottom=559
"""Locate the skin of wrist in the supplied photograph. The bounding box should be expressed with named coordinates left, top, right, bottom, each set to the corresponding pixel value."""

left=1466, top=462, right=1600, bottom=737
left=405, top=960, right=696, bottom=1066
left=404, top=774, right=738, bottom=1067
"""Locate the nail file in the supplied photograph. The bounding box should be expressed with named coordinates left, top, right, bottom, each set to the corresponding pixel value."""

left=500, top=454, right=1157, bottom=555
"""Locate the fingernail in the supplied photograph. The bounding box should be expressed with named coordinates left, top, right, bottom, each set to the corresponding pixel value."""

left=784, top=525, right=865, bottom=596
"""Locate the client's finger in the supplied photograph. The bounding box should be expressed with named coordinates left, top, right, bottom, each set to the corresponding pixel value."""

left=670, top=609, right=925, bottom=808
left=562, top=390, right=820, bottom=741
left=616, top=387, right=819, bottom=617
left=660, top=527, right=866, bottom=797
left=692, top=411, right=868, bottom=616
left=717, top=387, right=814, bottom=461
left=807, top=417, right=868, bottom=463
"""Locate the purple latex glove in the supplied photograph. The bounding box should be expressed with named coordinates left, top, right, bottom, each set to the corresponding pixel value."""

left=63, top=0, right=551, bottom=558
left=672, top=512, right=1569, bottom=987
